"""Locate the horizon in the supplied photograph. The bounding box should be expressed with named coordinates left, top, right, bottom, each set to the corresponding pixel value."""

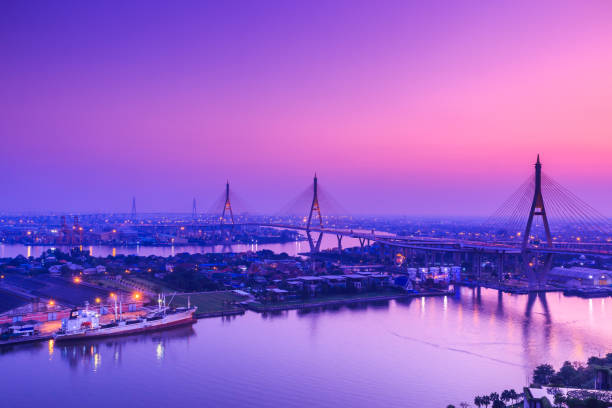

left=2, top=1, right=612, bottom=216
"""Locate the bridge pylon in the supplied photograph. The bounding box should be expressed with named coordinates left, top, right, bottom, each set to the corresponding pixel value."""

left=306, top=173, right=323, bottom=253
left=522, top=155, right=553, bottom=290
left=220, top=181, right=235, bottom=226
left=131, top=196, right=137, bottom=221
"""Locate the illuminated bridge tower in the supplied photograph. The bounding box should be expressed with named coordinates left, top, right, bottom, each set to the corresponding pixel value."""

left=306, top=173, right=324, bottom=253
left=522, top=155, right=553, bottom=289
left=220, top=181, right=234, bottom=225
left=131, top=197, right=137, bottom=221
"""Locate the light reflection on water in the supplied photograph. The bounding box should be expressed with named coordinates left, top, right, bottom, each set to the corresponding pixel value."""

left=0, top=288, right=610, bottom=408
left=0, top=234, right=357, bottom=258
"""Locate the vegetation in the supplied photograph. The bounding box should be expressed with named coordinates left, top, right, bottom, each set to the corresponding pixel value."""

left=547, top=388, right=612, bottom=408
left=532, top=354, right=612, bottom=388
left=171, top=291, right=248, bottom=315
left=452, top=354, right=612, bottom=408
left=163, top=265, right=221, bottom=292
left=472, top=390, right=521, bottom=408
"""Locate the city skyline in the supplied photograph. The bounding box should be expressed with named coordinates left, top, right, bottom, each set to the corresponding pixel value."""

left=2, top=1, right=612, bottom=215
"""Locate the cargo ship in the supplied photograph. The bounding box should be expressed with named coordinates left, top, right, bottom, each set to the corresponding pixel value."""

left=54, top=295, right=196, bottom=342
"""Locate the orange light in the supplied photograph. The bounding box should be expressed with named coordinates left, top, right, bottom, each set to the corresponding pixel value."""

left=0, top=274, right=4, bottom=279
left=48, top=300, right=56, bottom=307
left=95, top=297, right=101, bottom=304
left=133, top=292, right=141, bottom=300
left=73, top=276, right=82, bottom=284
left=110, top=292, right=116, bottom=299
left=112, top=229, right=117, bottom=233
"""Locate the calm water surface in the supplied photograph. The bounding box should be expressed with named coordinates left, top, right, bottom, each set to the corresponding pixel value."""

left=0, top=234, right=359, bottom=258
left=1, top=287, right=610, bottom=407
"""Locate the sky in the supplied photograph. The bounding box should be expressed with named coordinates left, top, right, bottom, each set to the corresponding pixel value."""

left=1, top=1, right=611, bottom=216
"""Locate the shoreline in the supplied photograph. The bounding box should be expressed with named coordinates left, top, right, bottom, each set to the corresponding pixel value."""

left=245, top=290, right=452, bottom=312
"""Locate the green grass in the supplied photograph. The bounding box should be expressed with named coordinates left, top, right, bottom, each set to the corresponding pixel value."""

left=171, top=291, right=249, bottom=315
left=249, top=289, right=409, bottom=311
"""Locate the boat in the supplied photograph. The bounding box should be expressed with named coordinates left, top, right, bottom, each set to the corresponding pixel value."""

left=54, top=295, right=197, bottom=342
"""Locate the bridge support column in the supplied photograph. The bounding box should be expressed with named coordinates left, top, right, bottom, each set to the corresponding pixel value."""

left=497, top=252, right=505, bottom=284
left=474, top=251, right=481, bottom=281
left=336, top=234, right=343, bottom=254
left=307, top=230, right=323, bottom=254
left=452, top=252, right=460, bottom=266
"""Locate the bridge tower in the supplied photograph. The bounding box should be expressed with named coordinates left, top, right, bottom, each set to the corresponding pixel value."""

left=131, top=197, right=137, bottom=221
left=306, top=173, right=324, bottom=253
left=522, top=155, right=553, bottom=289
left=192, top=198, right=197, bottom=220
left=220, top=181, right=234, bottom=225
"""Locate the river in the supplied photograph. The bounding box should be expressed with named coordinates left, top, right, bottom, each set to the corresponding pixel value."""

left=0, top=233, right=362, bottom=258
left=1, top=287, right=610, bottom=407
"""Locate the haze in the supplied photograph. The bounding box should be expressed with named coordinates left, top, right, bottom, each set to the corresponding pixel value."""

left=1, top=1, right=611, bottom=216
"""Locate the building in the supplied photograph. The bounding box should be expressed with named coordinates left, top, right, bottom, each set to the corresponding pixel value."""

left=0, top=291, right=70, bottom=324
left=523, top=386, right=612, bottom=408
left=594, top=365, right=612, bottom=390
left=549, top=267, right=612, bottom=287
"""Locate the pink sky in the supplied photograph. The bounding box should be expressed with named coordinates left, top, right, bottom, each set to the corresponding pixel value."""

left=1, top=1, right=611, bottom=215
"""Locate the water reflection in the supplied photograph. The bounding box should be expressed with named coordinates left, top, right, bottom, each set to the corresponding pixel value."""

left=52, top=326, right=195, bottom=370
left=0, top=234, right=361, bottom=259
left=1, top=289, right=610, bottom=408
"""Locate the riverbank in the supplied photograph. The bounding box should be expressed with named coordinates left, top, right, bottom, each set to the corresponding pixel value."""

left=171, top=290, right=250, bottom=318
left=245, top=289, right=452, bottom=312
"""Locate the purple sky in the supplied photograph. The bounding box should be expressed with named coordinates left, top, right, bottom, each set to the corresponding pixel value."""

left=1, top=1, right=612, bottom=216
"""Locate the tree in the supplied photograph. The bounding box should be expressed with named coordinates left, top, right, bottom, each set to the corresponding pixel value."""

left=490, top=392, right=500, bottom=402
left=460, top=403, right=470, bottom=408
left=508, top=389, right=519, bottom=405
left=533, top=364, right=555, bottom=385
left=492, top=400, right=505, bottom=408
left=500, top=390, right=511, bottom=405
left=481, top=396, right=491, bottom=408
left=447, top=405, right=456, bottom=408
left=474, top=396, right=482, bottom=408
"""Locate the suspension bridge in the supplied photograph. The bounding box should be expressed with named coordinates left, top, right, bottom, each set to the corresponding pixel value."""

left=113, top=156, right=612, bottom=289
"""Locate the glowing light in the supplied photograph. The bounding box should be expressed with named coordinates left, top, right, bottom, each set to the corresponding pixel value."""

left=48, top=300, right=56, bottom=307
left=95, top=297, right=101, bottom=304
left=133, top=292, right=141, bottom=300
left=73, top=276, right=82, bottom=284
left=110, top=292, right=117, bottom=299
